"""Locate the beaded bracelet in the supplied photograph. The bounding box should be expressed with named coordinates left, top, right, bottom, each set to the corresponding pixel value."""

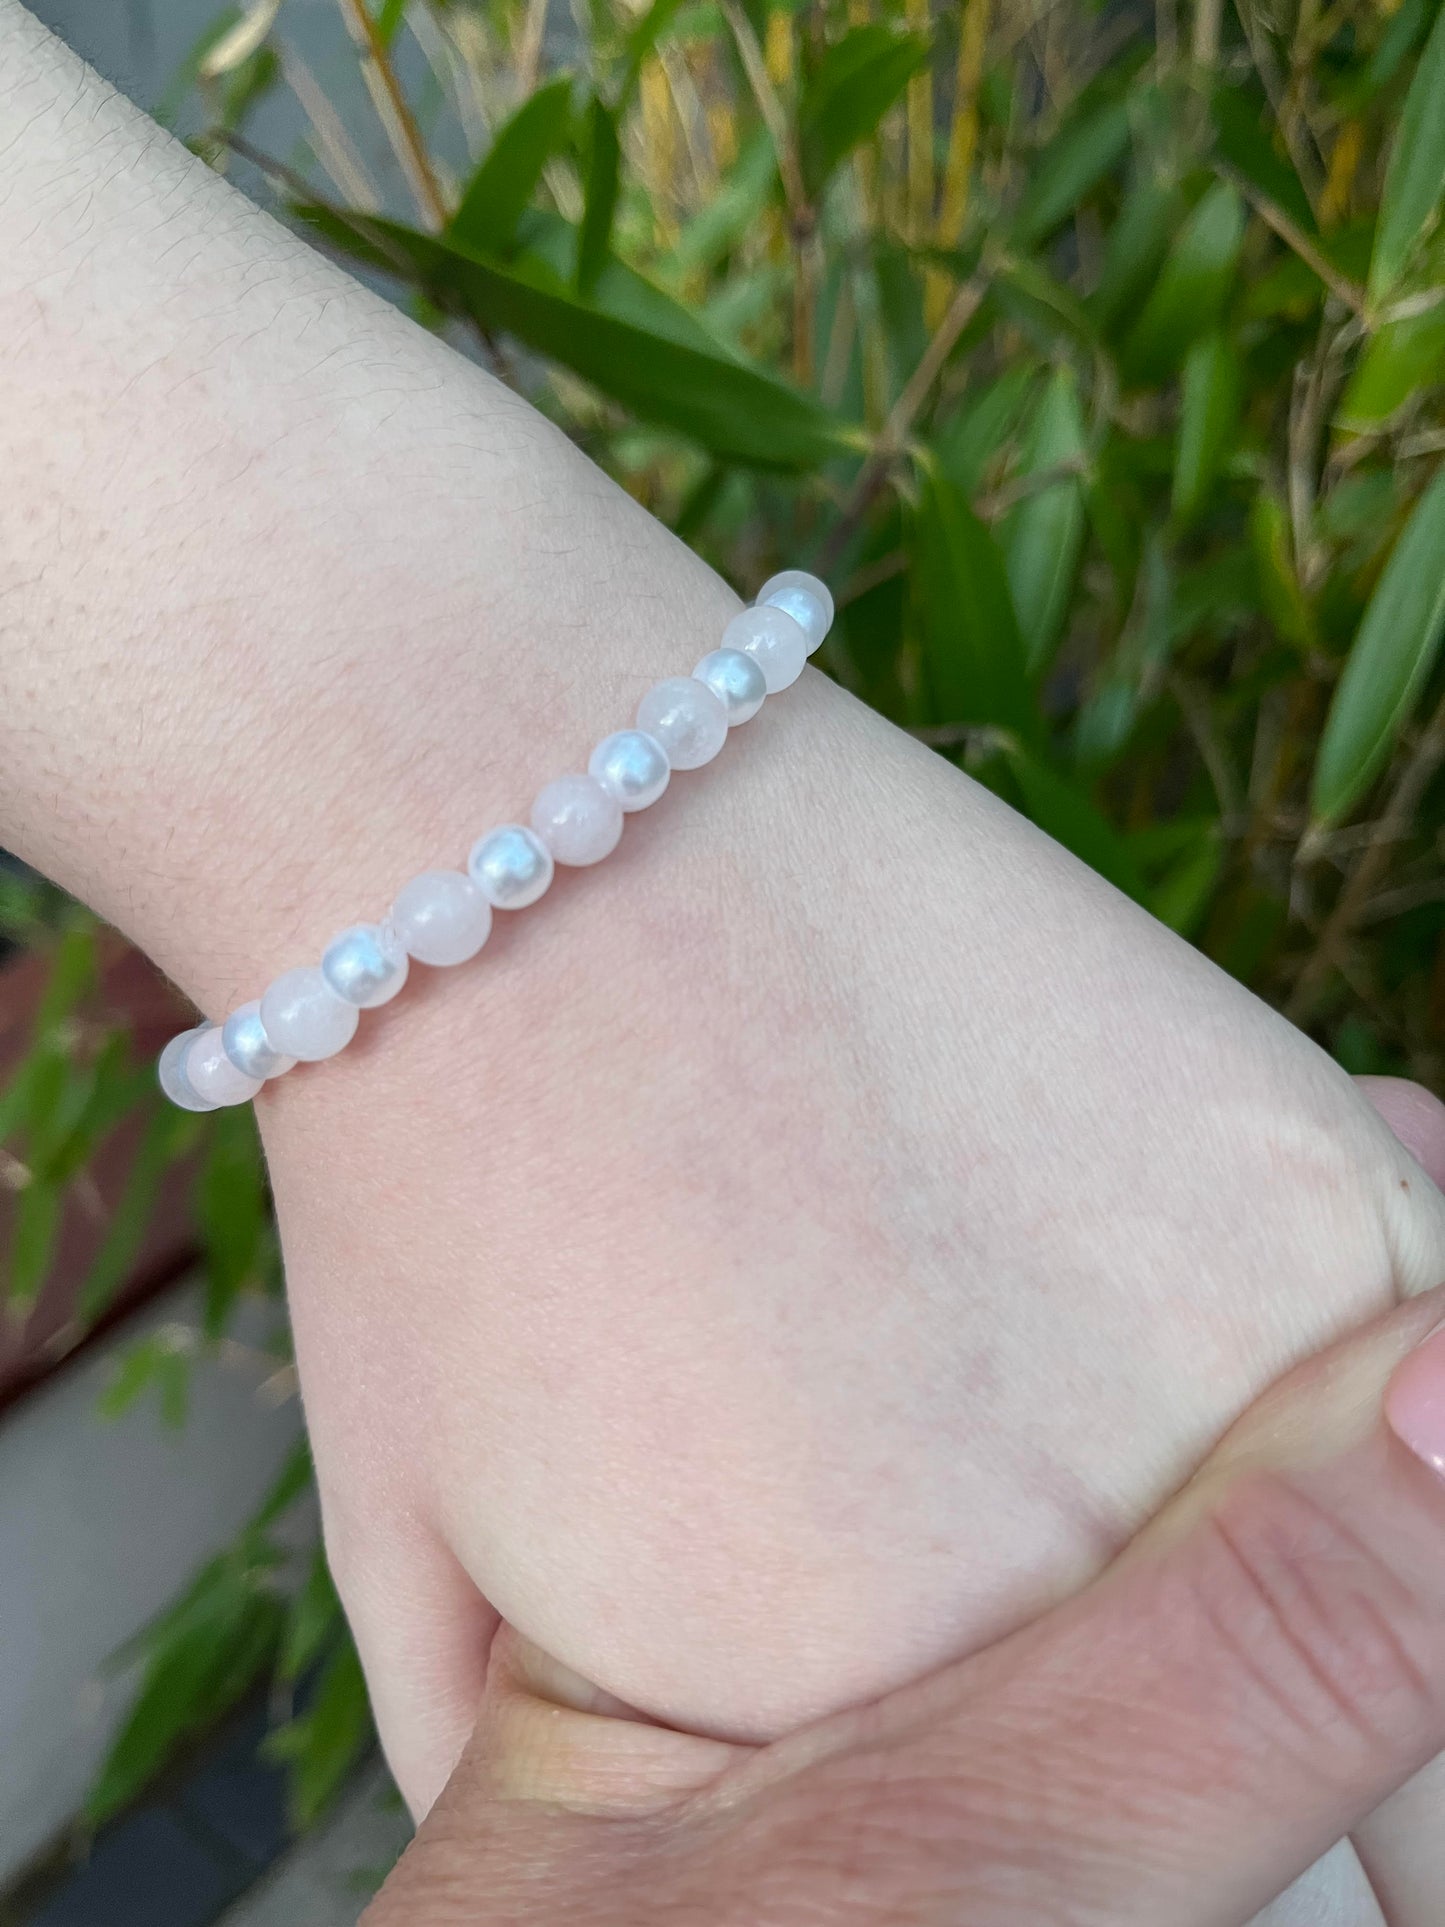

left=158, top=570, right=834, bottom=1111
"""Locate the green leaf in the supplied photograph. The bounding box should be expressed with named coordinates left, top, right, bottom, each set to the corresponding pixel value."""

left=296, top=208, right=856, bottom=470
left=252, top=1439, right=314, bottom=1532
left=1368, top=3, right=1445, bottom=305
left=798, top=25, right=931, bottom=196
left=1149, top=826, right=1224, bottom=937
left=196, top=1105, right=266, bottom=1338
left=909, top=464, right=1037, bottom=739
left=934, top=365, right=1036, bottom=497
left=79, top=1104, right=193, bottom=1326
left=1121, top=181, right=1246, bottom=384
left=1251, top=488, right=1313, bottom=649
left=6, top=1178, right=63, bottom=1314
left=619, top=0, right=689, bottom=99
left=90, top=1576, right=284, bottom=1823
left=1089, top=165, right=1184, bottom=335
left=1311, top=466, right=1445, bottom=824
left=1004, top=746, right=1147, bottom=901
left=99, top=1329, right=192, bottom=1428
left=1002, top=366, right=1089, bottom=673
left=449, top=78, right=574, bottom=259
left=1336, top=296, right=1445, bottom=429
left=278, top=1551, right=343, bottom=1684
left=376, top=0, right=408, bottom=47
left=1013, top=97, right=1132, bottom=248
left=1172, top=331, right=1240, bottom=526
left=577, top=96, right=620, bottom=294
left=1210, top=83, right=1317, bottom=237
left=269, top=1636, right=373, bottom=1829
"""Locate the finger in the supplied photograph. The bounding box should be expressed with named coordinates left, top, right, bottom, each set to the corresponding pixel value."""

left=758, top=1282, right=1445, bottom=1927
left=1355, top=1076, right=1445, bottom=1191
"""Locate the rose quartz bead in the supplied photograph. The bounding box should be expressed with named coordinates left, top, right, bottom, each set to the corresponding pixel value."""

left=391, top=871, right=493, bottom=966
left=692, top=647, right=767, bottom=725
left=186, top=1025, right=264, bottom=1107
left=588, top=730, right=671, bottom=811
left=158, top=1026, right=217, bottom=1111
left=260, top=966, right=361, bottom=1061
left=532, top=774, right=624, bottom=865
left=757, top=569, right=833, bottom=654
left=722, top=606, right=808, bottom=693
left=635, top=676, right=729, bottom=768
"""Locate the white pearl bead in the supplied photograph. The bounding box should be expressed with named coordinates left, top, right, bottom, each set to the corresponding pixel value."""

left=322, top=921, right=410, bottom=1008
left=391, top=870, right=493, bottom=966
left=757, top=569, right=833, bottom=654
left=158, top=1026, right=217, bottom=1111
left=468, top=824, right=554, bottom=910
left=532, top=774, right=624, bottom=865
left=186, top=1025, right=264, bottom=1108
left=588, top=730, right=671, bottom=811
left=222, top=1000, right=296, bottom=1080
left=260, top=966, right=361, bottom=1061
left=635, top=676, right=729, bottom=769
left=692, top=647, right=767, bottom=725
left=722, top=606, right=808, bottom=693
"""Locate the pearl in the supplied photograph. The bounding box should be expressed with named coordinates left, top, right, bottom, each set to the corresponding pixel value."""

left=158, top=1026, right=217, bottom=1112
left=635, top=676, right=729, bottom=769
left=532, top=774, right=624, bottom=865
left=391, top=870, right=493, bottom=966
left=322, top=921, right=410, bottom=1008
left=722, top=606, right=808, bottom=693
left=757, top=569, right=833, bottom=654
left=186, top=1025, right=264, bottom=1108
left=222, top=1000, right=296, bottom=1080
left=588, top=730, right=671, bottom=811
left=692, top=647, right=767, bottom=725
left=469, top=824, right=554, bottom=910
left=260, top=966, right=361, bottom=1061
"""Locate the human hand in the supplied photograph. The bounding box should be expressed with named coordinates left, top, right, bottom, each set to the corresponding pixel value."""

left=5, top=13, right=1445, bottom=1918
left=359, top=1283, right=1445, bottom=1927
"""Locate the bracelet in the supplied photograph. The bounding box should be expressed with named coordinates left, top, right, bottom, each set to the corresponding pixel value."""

left=158, top=570, right=834, bottom=1111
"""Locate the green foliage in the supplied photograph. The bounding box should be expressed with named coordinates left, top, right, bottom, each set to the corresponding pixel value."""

left=8, top=0, right=1437, bottom=1849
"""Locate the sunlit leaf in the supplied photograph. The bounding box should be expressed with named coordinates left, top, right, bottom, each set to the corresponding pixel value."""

left=1312, top=467, right=1445, bottom=824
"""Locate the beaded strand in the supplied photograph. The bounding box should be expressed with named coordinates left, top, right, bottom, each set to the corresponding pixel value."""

left=159, top=571, right=833, bottom=1111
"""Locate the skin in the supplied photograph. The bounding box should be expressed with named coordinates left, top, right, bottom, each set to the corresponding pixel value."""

left=2, top=9, right=1444, bottom=1916
left=363, top=1283, right=1445, bottom=1925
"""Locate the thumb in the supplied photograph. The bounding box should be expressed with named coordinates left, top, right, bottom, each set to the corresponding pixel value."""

left=365, top=1284, right=1445, bottom=1926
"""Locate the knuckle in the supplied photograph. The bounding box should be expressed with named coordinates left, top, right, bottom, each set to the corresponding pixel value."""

left=1189, top=1468, right=1442, bottom=1775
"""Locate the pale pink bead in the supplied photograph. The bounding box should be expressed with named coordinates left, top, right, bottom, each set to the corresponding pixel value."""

left=722, top=605, right=808, bottom=692
left=391, top=871, right=493, bottom=966
left=635, top=677, right=729, bottom=768
left=531, top=774, right=624, bottom=866
left=185, top=1025, right=264, bottom=1107
left=757, top=569, right=833, bottom=654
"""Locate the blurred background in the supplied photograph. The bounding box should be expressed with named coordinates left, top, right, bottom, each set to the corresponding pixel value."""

left=1, top=0, right=1443, bottom=1918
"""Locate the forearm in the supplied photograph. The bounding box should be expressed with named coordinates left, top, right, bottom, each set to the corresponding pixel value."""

left=0, top=0, right=738, bottom=1013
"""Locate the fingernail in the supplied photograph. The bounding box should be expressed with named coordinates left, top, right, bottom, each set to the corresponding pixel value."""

left=1385, top=1323, right=1445, bottom=1480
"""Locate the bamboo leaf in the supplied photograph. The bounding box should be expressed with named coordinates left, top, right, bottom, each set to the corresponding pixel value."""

left=1002, top=366, right=1089, bottom=672
left=1014, top=97, right=1133, bottom=247
left=798, top=25, right=931, bottom=196
left=1121, top=181, right=1246, bottom=383
left=1311, top=467, right=1445, bottom=824
left=1210, top=83, right=1317, bottom=237
left=6, top=1178, right=63, bottom=1314
left=1337, top=296, right=1445, bottom=429
left=449, top=78, right=574, bottom=258
left=1172, top=330, right=1240, bottom=525
left=1368, top=3, right=1445, bottom=305
left=909, top=464, right=1037, bottom=739
left=576, top=96, right=620, bottom=294
left=296, top=207, right=856, bottom=470
left=268, top=1635, right=373, bottom=1829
